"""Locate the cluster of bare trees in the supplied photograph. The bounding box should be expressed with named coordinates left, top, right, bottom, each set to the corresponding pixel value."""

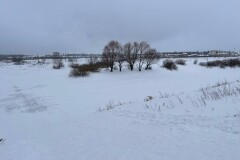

left=102, top=40, right=159, bottom=72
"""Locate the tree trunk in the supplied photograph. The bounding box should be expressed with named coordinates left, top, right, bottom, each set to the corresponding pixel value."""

left=146, top=64, right=149, bottom=70
left=130, top=65, right=133, bottom=71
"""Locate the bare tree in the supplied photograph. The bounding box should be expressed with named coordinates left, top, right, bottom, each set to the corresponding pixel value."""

left=123, top=42, right=137, bottom=71
left=137, top=41, right=150, bottom=71
left=102, top=40, right=122, bottom=72
left=116, top=51, right=125, bottom=72
left=145, top=49, right=159, bottom=70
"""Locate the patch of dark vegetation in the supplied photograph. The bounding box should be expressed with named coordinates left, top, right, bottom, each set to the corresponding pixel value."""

left=199, top=58, right=240, bottom=68
left=69, top=62, right=107, bottom=77
left=12, top=57, right=25, bottom=65
left=70, top=67, right=90, bottom=77
left=175, top=59, right=186, bottom=65
left=162, top=59, right=178, bottom=70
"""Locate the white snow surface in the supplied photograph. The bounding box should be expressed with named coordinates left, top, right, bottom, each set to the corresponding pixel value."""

left=0, top=58, right=240, bottom=160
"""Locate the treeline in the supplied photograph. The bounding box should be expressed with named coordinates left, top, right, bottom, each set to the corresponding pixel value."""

left=102, top=40, right=159, bottom=72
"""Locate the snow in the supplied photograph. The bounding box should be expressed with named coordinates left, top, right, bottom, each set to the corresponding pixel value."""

left=0, top=58, right=240, bottom=160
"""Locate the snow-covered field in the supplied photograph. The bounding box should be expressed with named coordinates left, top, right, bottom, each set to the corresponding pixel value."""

left=1, top=58, right=240, bottom=160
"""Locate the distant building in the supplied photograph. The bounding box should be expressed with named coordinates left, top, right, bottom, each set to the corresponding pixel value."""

left=53, top=52, right=60, bottom=57
left=209, top=50, right=218, bottom=55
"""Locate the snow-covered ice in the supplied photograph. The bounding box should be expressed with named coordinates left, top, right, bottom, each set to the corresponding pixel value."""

left=0, top=58, right=240, bottom=160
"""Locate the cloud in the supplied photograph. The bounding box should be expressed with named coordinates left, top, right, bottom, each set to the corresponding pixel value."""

left=0, top=0, right=240, bottom=54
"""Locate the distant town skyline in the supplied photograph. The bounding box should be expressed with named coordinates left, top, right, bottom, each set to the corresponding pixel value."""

left=1, top=0, right=240, bottom=55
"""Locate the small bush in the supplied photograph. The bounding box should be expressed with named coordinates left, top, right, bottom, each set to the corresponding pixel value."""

left=175, top=59, right=186, bottom=65
left=69, top=68, right=90, bottom=77
left=162, top=59, right=178, bottom=70
left=193, top=59, right=198, bottom=64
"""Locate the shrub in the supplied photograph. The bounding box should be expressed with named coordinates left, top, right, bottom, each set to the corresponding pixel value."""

left=175, top=59, right=186, bottom=65
left=193, top=59, right=198, bottom=64
left=199, top=58, right=240, bottom=68
left=69, top=62, right=108, bottom=77
left=162, top=59, right=178, bottom=70
left=69, top=68, right=90, bottom=77
left=228, top=59, right=240, bottom=67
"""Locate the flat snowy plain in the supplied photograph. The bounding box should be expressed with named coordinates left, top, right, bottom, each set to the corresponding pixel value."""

left=0, top=58, right=240, bottom=160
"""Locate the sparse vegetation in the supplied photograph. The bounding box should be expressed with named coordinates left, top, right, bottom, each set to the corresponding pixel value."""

left=198, top=80, right=240, bottom=101
left=142, top=80, right=240, bottom=112
left=98, top=101, right=133, bottom=112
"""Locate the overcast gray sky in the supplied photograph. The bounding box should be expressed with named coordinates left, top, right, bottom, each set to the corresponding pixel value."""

left=0, top=0, right=239, bottom=54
